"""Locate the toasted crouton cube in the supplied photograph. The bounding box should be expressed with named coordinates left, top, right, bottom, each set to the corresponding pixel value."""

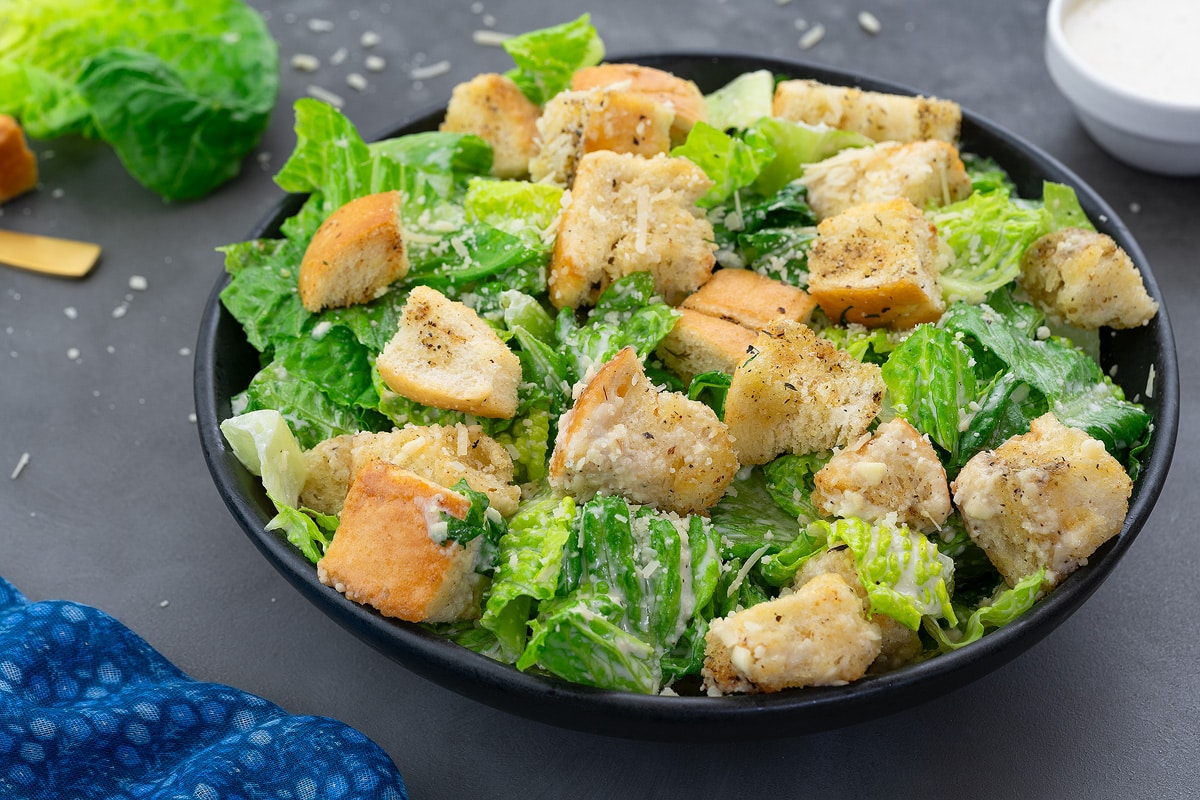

left=724, top=320, right=885, bottom=465
left=529, top=86, right=675, bottom=187
left=0, top=115, right=37, bottom=204
left=439, top=73, right=541, bottom=179
left=681, top=268, right=818, bottom=331
left=812, top=418, right=952, bottom=532
left=549, top=151, right=716, bottom=309
left=799, top=140, right=972, bottom=220
left=701, top=573, right=882, bottom=694
left=572, top=63, right=707, bottom=142
left=298, top=191, right=410, bottom=313
left=548, top=347, right=739, bottom=515
left=655, top=308, right=757, bottom=383
left=951, top=413, right=1133, bottom=588
left=377, top=286, right=521, bottom=419
left=807, top=198, right=950, bottom=328
left=300, top=423, right=520, bottom=517
left=316, top=463, right=484, bottom=622
left=794, top=548, right=922, bottom=672
left=773, top=79, right=962, bottom=143
left=1019, top=228, right=1158, bottom=329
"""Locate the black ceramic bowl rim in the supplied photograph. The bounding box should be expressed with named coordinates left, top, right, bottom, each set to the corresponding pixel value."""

left=195, top=52, right=1179, bottom=741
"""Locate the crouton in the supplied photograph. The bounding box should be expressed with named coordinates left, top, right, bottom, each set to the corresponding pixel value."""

left=300, top=423, right=520, bottom=517
left=377, top=286, right=521, bottom=419
left=951, top=413, right=1133, bottom=588
left=1019, top=227, right=1159, bottom=329
left=655, top=308, right=757, bottom=384
left=773, top=79, right=962, bottom=143
left=701, top=572, right=882, bottom=694
left=549, top=151, right=716, bottom=309
left=529, top=86, right=675, bottom=188
left=0, top=115, right=37, bottom=204
left=723, top=320, right=885, bottom=465
left=439, top=73, right=541, bottom=179
left=812, top=418, right=952, bottom=532
left=571, top=63, right=707, bottom=142
left=799, top=140, right=972, bottom=220
left=794, top=547, right=922, bottom=672
left=298, top=191, right=410, bottom=313
left=316, top=462, right=484, bottom=623
left=548, top=347, right=739, bottom=516
left=807, top=198, right=950, bottom=328
left=681, top=268, right=818, bottom=331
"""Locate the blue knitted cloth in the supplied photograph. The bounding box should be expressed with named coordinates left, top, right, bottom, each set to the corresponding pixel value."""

left=0, top=577, right=407, bottom=799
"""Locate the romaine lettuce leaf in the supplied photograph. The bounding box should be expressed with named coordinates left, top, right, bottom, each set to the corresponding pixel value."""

left=704, top=69, right=774, bottom=131
left=924, top=569, right=1045, bottom=652
left=465, top=178, right=563, bottom=248
left=882, top=324, right=978, bottom=459
left=672, top=122, right=776, bottom=208
left=818, top=517, right=957, bottom=630
left=501, top=14, right=604, bottom=106
left=482, top=495, right=577, bottom=660
left=750, top=117, right=871, bottom=197
left=687, top=371, right=732, bottom=419
left=0, top=0, right=278, bottom=200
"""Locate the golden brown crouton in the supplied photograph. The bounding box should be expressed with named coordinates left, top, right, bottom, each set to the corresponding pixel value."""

left=655, top=308, right=757, bottom=384
left=812, top=418, right=952, bottom=532
left=800, top=140, right=972, bottom=220
left=377, top=286, right=521, bottom=419
left=529, top=86, right=675, bottom=188
left=299, top=423, right=520, bottom=517
left=952, top=413, right=1133, bottom=588
left=548, top=347, right=739, bottom=516
left=807, top=198, right=950, bottom=329
left=317, top=462, right=484, bottom=623
left=548, top=151, right=716, bottom=309
left=793, top=547, right=922, bottom=672
left=439, top=73, right=541, bottom=179
left=1019, top=227, right=1158, bottom=329
left=773, top=79, right=962, bottom=143
left=298, top=191, right=411, bottom=313
left=723, top=320, right=885, bottom=465
left=681, top=268, right=818, bottom=331
left=0, top=115, right=37, bottom=204
left=571, top=63, right=707, bottom=143
left=701, top=573, right=882, bottom=694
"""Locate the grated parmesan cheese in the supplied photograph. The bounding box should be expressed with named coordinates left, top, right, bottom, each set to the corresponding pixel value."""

left=858, top=11, right=882, bottom=34
left=306, top=85, right=345, bottom=108
left=473, top=30, right=512, bottom=46
left=409, top=60, right=451, bottom=81
left=10, top=452, right=29, bottom=480
left=799, top=23, right=826, bottom=49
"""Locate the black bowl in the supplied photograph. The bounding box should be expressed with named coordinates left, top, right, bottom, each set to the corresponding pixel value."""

left=195, top=53, right=1178, bottom=740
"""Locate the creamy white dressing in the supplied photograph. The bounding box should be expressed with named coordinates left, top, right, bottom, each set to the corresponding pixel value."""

left=1063, top=0, right=1200, bottom=106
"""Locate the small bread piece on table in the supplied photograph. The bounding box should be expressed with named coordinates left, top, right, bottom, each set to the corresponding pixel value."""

left=701, top=572, right=882, bottom=695
left=723, top=319, right=885, bottom=465
left=951, top=413, right=1133, bottom=589
left=529, top=86, right=675, bottom=188
left=681, top=268, right=818, bottom=331
left=299, top=191, right=410, bottom=313
left=794, top=547, right=922, bottom=673
left=439, top=72, right=541, bottom=179
left=549, top=151, right=715, bottom=309
left=773, top=79, right=962, bottom=143
left=317, top=462, right=484, bottom=623
left=300, top=423, right=520, bottom=517
left=1019, top=227, right=1159, bottom=329
left=655, top=308, right=757, bottom=384
left=548, top=347, right=739, bottom=516
left=807, top=198, right=950, bottom=328
left=571, top=63, right=707, bottom=143
left=0, top=115, right=37, bottom=204
left=377, top=286, right=521, bottom=419
left=811, top=418, right=952, bottom=533
left=799, top=140, right=972, bottom=220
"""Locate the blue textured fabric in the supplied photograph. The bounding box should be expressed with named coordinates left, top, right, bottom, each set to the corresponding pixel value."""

left=0, top=577, right=408, bottom=799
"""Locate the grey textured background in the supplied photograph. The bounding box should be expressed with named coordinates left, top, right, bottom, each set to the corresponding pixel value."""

left=2, top=1, right=1198, bottom=797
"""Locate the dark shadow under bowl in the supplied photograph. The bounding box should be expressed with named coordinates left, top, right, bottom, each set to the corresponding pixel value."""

left=195, top=53, right=1178, bottom=741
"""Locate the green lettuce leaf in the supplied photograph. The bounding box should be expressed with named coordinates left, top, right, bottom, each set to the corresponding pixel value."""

left=704, top=69, right=774, bottom=131
left=0, top=0, right=277, bottom=200
left=672, top=122, right=776, bottom=208
left=465, top=178, right=563, bottom=249
left=749, top=116, right=871, bottom=197
left=881, top=324, right=978, bottom=459
left=818, top=517, right=957, bottom=630
left=501, top=14, right=604, bottom=105
left=924, top=569, right=1045, bottom=651
left=687, top=371, right=732, bottom=419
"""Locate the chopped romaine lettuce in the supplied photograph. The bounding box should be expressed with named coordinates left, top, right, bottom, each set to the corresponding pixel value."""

left=501, top=14, right=604, bottom=106
left=704, top=69, right=775, bottom=131
left=671, top=122, right=776, bottom=208
left=924, top=569, right=1045, bottom=651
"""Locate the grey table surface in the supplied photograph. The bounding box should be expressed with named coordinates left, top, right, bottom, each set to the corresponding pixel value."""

left=2, top=0, right=1198, bottom=797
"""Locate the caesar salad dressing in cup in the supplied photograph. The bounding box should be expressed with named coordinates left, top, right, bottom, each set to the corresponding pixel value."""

left=1061, top=0, right=1200, bottom=106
